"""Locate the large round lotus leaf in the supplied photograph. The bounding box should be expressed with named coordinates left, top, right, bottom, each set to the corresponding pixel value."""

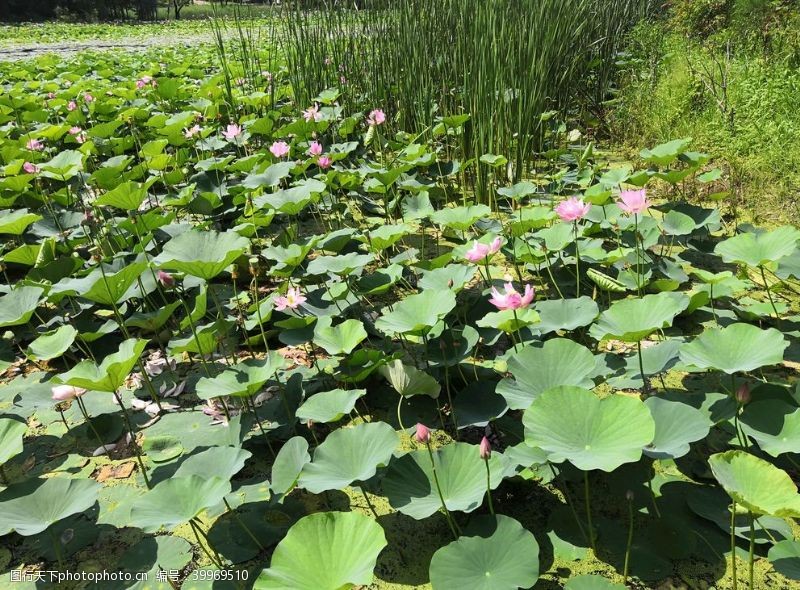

left=271, top=437, right=310, bottom=497
left=112, top=535, right=193, bottom=586
left=497, top=339, right=596, bottom=410
left=709, top=451, right=800, bottom=517
left=172, top=447, right=251, bottom=482
left=297, top=422, right=398, bottom=494
left=565, top=574, right=626, bottom=589
left=375, top=289, right=456, bottom=337
left=0, top=478, right=100, bottom=536
left=156, top=228, right=249, bottom=279
left=0, top=286, right=44, bottom=328
left=382, top=442, right=506, bottom=519
left=296, top=388, right=366, bottom=424
left=54, top=338, right=147, bottom=392
left=533, top=297, right=599, bottom=334
left=0, top=417, right=26, bottom=465
left=142, top=435, right=184, bottom=463
left=379, top=359, right=440, bottom=398
left=679, top=323, right=788, bottom=374
left=313, top=317, right=367, bottom=355
left=94, top=181, right=148, bottom=210
left=129, top=475, right=232, bottom=532
left=589, top=292, right=689, bottom=342
left=418, top=264, right=477, bottom=292
left=769, top=540, right=800, bottom=580
left=306, top=252, right=374, bottom=276
left=429, top=515, right=539, bottom=590
left=523, top=387, right=655, bottom=472
left=643, top=397, right=711, bottom=459
left=740, top=400, right=800, bottom=457
left=255, top=511, right=387, bottom=590
left=715, top=226, right=800, bottom=268
left=195, top=353, right=284, bottom=399
left=25, top=325, right=77, bottom=361
left=80, top=261, right=148, bottom=306
left=430, top=204, right=491, bottom=230
left=0, top=209, right=42, bottom=235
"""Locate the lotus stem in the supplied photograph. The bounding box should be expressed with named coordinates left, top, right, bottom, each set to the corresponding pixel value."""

left=623, top=492, right=634, bottom=584
left=359, top=485, right=380, bottom=519
left=511, top=309, right=522, bottom=352
left=444, top=366, right=459, bottom=436
left=584, top=471, right=597, bottom=555
left=113, top=391, right=151, bottom=490
left=75, top=397, right=110, bottom=456
left=731, top=500, right=738, bottom=590
left=484, top=458, right=495, bottom=516
left=634, top=213, right=642, bottom=297
left=759, top=265, right=781, bottom=327
left=646, top=477, right=661, bottom=518
left=48, top=527, right=64, bottom=570
left=223, top=498, right=264, bottom=552
left=189, top=518, right=224, bottom=569
left=396, top=396, right=406, bottom=432
left=574, top=220, right=581, bottom=296
left=637, top=340, right=647, bottom=392
left=425, top=442, right=459, bottom=540
left=748, top=512, right=755, bottom=589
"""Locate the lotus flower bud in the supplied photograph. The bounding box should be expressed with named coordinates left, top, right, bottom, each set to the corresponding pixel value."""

left=479, top=436, right=491, bottom=460
left=157, top=270, right=175, bottom=288
left=415, top=423, right=430, bottom=444
left=51, top=384, right=87, bottom=402
left=230, top=264, right=239, bottom=280
left=735, top=383, right=751, bottom=405
left=625, top=490, right=634, bottom=501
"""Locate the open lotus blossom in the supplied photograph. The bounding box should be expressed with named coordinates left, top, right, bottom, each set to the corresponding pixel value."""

left=303, top=103, right=323, bottom=122
left=464, top=237, right=503, bottom=262
left=23, top=162, right=39, bottom=174
left=84, top=93, right=94, bottom=103
left=415, top=423, right=431, bottom=444
left=51, top=384, right=87, bottom=402
left=318, top=156, right=333, bottom=169
left=222, top=123, right=242, bottom=141
left=184, top=124, right=201, bottom=139
left=136, top=76, right=155, bottom=89
left=46, top=92, right=55, bottom=99
left=67, top=100, right=77, bottom=111
left=157, top=270, right=175, bottom=288
left=555, top=197, right=591, bottom=222
left=367, top=108, right=386, bottom=126
left=308, top=141, right=323, bottom=156
left=489, top=282, right=535, bottom=311
left=270, top=141, right=290, bottom=158
left=26, top=138, right=43, bottom=151
left=479, top=436, right=492, bottom=459
left=275, top=286, right=306, bottom=311
left=617, top=189, right=651, bottom=215
left=69, top=126, right=82, bottom=135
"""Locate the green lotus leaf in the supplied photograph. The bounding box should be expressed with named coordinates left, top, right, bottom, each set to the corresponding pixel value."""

left=172, top=447, right=251, bottom=482
left=431, top=205, right=491, bottom=230
left=0, top=286, right=44, bottom=328
left=271, top=437, right=311, bottom=498
left=255, top=511, right=386, bottom=590
left=142, top=435, right=184, bottom=463
left=497, top=339, right=596, bottom=410
left=383, top=442, right=505, bottom=518
left=429, top=515, right=539, bottom=590
left=125, top=301, right=181, bottom=332
left=497, top=181, right=537, bottom=200
left=80, top=261, right=148, bottom=305
left=0, top=478, right=100, bottom=536
left=306, top=252, right=374, bottom=276
left=113, top=535, right=193, bottom=586
left=476, top=308, right=540, bottom=333
left=0, top=209, right=42, bottom=235
left=26, top=325, right=78, bottom=361
left=523, top=387, right=655, bottom=471
left=565, top=575, right=626, bottom=590
left=662, top=210, right=697, bottom=236
left=639, top=137, right=692, bottom=167
left=739, top=400, right=800, bottom=457
left=296, top=389, right=366, bottom=424
left=769, top=540, right=800, bottom=580
left=533, top=297, right=599, bottom=334
left=590, top=293, right=689, bottom=342
left=375, top=289, right=456, bottom=337
left=94, top=181, right=148, bottom=210
left=709, top=450, right=800, bottom=517
left=715, top=226, right=800, bottom=268
left=0, top=417, right=27, bottom=465
left=361, top=223, right=413, bottom=251
left=156, top=229, right=249, bottom=280
left=297, top=422, right=398, bottom=494
left=38, top=149, right=84, bottom=180
left=643, top=397, right=711, bottom=459
left=129, top=475, right=231, bottom=532
left=417, top=264, right=477, bottom=292
left=195, top=353, right=284, bottom=399
left=679, top=323, right=788, bottom=374
left=313, top=317, right=367, bottom=355
left=255, top=179, right=327, bottom=215
left=54, top=337, right=147, bottom=392
left=379, top=359, right=440, bottom=399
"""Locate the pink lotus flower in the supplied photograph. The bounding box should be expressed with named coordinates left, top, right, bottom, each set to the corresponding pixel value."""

left=270, top=141, right=290, bottom=158
left=136, top=76, right=156, bottom=89
left=617, top=189, right=651, bottom=215
left=75, top=132, right=87, bottom=145
left=479, top=436, right=491, bottom=460
left=489, top=282, right=535, bottom=311
left=318, top=156, right=333, bottom=169
left=69, top=126, right=82, bottom=135
left=308, top=141, right=323, bottom=156
left=555, top=197, right=591, bottom=222
left=222, top=123, right=242, bottom=141
left=415, top=423, right=431, bottom=444
left=464, top=237, right=503, bottom=262
left=84, top=93, right=94, bottom=103
left=275, top=286, right=306, bottom=311
left=67, top=100, right=77, bottom=111
left=736, top=383, right=750, bottom=405
left=26, top=138, right=44, bottom=151
left=367, top=108, right=386, bottom=126
left=23, top=162, right=39, bottom=174
left=51, top=384, right=87, bottom=402
left=46, top=92, right=55, bottom=99
left=157, top=270, right=175, bottom=288
left=184, top=124, right=201, bottom=139
left=303, top=103, right=323, bottom=123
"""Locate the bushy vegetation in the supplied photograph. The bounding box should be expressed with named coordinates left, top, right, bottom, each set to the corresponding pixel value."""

left=612, top=0, right=800, bottom=224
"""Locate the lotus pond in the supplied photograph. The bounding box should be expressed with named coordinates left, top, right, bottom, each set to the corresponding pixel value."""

left=2, top=40, right=800, bottom=590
